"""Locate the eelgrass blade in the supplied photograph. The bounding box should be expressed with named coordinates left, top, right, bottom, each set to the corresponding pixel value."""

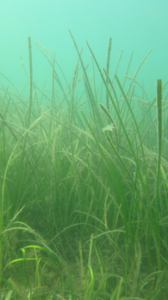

left=44, top=112, right=95, bottom=156
left=0, top=88, right=8, bottom=113
left=85, top=41, right=154, bottom=280
left=115, top=74, right=148, bottom=194
left=156, top=79, right=163, bottom=201
left=85, top=265, right=94, bottom=300
left=131, top=242, right=141, bottom=297
left=116, top=277, right=124, bottom=300
left=126, top=48, right=153, bottom=97
left=140, top=270, right=164, bottom=299
left=124, top=75, right=149, bottom=101
left=27, top=36, right=33, bottom=129
left=4, top=290, right=13, bottom=300
left=3, top=222, right=60, bottom=264
left=106, top=37, right=112, bottom=110
left=49, top=52, right=55, bottom=136
left=122, top=51, right=134, bottom=91
left=81, top=111, right=130, bottom=275
left=8, top=278, right=27, bottom=300
left=155, top=79, right=163, bottom=270
left=103, top=68, right=120, bottom=112
left=0, top=73, right=20, bottom=95
left=88, top=234, right=93, bottom=268
left=69, top=273, right=74, bottom=300
left=113, top=48, right=123, bottom=83
left=69, top=30, right=103, bottom=128
left=86, top=40, right=145, bottom=195
left=81, top=111, right=121, bottom=196
left=51, top=53, right=55, bottom=110
left=34, top=40, right=71, bottom=102
left=0, top=116, right=44, bottom=283
left=104, top=131, right=134, bottom=184
left=0, top=113, right=18, bottom=141
left=70, top=51, right=82, bottom=121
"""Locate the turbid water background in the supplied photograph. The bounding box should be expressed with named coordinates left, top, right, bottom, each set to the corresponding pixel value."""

left=1, top=0, right=168, bottom=98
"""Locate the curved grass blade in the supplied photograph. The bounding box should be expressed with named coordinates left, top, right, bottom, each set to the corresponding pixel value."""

left=86, top=40, right=145, bottom=192
left=81, top=111, right=122, bottom=197
left=106, top=37, right=112, bottom=110
left=0, top=116, right=44, bottom=282
left=69, top=30, right=103, bottom=127
left=115, top=74, right=148, bottom=195
left=126, top=48, right=153, bottom=97
left=26, top=36, right=33, bottom=129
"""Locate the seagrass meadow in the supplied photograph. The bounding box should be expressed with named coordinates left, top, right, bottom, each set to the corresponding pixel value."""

left=0, top=32, right=168, bottom=299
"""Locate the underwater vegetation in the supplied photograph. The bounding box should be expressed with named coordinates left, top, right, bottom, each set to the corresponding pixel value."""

left=0, top=32, right=168, bottom=299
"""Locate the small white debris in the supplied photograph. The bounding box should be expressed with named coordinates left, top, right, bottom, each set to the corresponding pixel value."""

left=102, top=124, right=115, bottom=132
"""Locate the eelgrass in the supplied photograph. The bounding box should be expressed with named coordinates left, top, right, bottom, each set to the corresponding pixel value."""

left=26, top=36, right=33, bottom=129
left=155, top=79, right=163, bottom=270
left=105, top=37, right=112, bottom=111
left=0, top=33, right=168, bottom=299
